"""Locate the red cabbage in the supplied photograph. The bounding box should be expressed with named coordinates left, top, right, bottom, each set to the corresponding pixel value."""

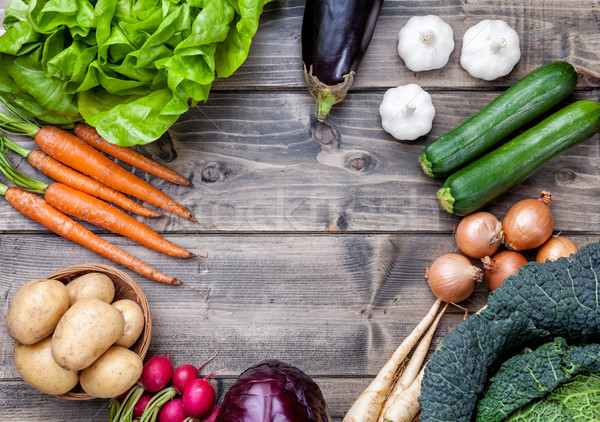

left=215, top=359, right=331, bottom=422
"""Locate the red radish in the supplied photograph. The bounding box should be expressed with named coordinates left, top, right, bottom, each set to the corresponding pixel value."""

left=172, top=364, right=200, bottom=394
left=133, top=392, right=155, bottom=419
left=158, top=398, right=186, bottom=422
left=182, top=374, right=217, bottom=418
left=141, top=353, right=174, bottom=392
left=199, top=405, right=220, bottom=422
left=172, top=349, right=220, bottom=394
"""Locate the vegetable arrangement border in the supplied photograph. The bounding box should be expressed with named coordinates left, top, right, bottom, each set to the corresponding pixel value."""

left=419, top=240, right=600, bottom=421
left=0, top=0, right=273, bottom=146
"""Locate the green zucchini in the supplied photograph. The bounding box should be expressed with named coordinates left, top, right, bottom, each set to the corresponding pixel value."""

left=438, top=100, right=600, bottom=216
left=419, top=61, right=578, bottom=178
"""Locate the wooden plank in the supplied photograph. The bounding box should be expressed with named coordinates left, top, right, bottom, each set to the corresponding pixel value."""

left=1, top=0, right=599, bottom=92
left=1, top=233, right=598, bottom=420
left=1, top=91, right=598, bottom=234
left=0, top=378, right=363, bottom=421
left=214, top=0, right=600, bottom=91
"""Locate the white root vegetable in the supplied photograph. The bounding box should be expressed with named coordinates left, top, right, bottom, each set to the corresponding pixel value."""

left=378, top=303, right=448, bottom=422
left=343, top=298, right=442, bottom=422
left=380, top=367, right=425, bottom=422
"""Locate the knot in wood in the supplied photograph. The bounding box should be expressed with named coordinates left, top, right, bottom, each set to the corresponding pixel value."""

left=312, top=120, right=340, bottom=150
left=555, top=168, right=576, bottom=184
left=201, top=162, right=222, bottom=183
left=346, top=153, right=377, bottom=173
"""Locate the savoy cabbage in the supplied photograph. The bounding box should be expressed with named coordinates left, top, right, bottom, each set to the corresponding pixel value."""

left=419, top=240, right=600, bottom=422
left=505, top=372, right=600, bottom=421
left=475, top=337, right=600, bottom=421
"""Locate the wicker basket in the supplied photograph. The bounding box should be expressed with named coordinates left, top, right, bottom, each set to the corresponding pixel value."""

left=47, top=263, right=152, bottom=400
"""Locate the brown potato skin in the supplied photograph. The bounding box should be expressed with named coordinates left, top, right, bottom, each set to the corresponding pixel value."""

left=66, top=272, right=115, bottom=305
left=6, top=279, right=70, bottom=345
left=51, top=298, right=125, bottom=371
left=80, top=346, right=143, bottom=398
left=14, top=337, right=79, bottom=395
left=112, top=299, right=145, bottom=348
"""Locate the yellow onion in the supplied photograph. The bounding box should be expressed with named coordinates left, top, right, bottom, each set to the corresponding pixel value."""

left=482, top=250, right=528, bottom=291
left=502, top=191, right=554, bottom=251
left=455, top=211, right=504, bottom=259
left=426, top=253, right=482, bottom=303
left=536, top=236, right=578, bottom=263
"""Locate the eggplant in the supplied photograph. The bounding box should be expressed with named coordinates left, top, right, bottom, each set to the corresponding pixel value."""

left=301, top=0, right=383, bottom=121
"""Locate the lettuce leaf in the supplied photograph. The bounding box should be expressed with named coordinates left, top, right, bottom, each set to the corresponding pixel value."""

left=0, top=0, right=271, bottom=144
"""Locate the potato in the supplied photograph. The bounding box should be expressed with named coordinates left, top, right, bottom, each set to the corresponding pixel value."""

left=66, top=272, right=115, bottom=305
left=80, top=346, right=142, bottom=398
left=112, top=299, right=145, bottom=348
left=6, top=279, right=70, bottom=345
left=14, top=337, right=79, bottom=395
left=51, top=298, right=125, bottom=371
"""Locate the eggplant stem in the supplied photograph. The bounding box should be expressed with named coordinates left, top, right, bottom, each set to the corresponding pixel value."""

left=303, top=63, right=355, bottom=121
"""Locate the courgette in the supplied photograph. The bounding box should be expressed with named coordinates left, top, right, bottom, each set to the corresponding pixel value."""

left=419, top=62, right=578, bottom=178
left=438, top=100, right=600, bottom=216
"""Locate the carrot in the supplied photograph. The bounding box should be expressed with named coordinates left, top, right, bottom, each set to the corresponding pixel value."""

left=74, top=123, right=193, bottom=187
left=0, top=150, right=193, bottom=258
left=45, top=183, right=194, bottom=258
left=2, top=137, right=161, bottom=217
left=378, top=303, right=448, bottom=422
left=343, top=299, right=442, bottom=422
left=0, top=184, right=180, bottom=285
left=0, top=109, right=195, bottom=221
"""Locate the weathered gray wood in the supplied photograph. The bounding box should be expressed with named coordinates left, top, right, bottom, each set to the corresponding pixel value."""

left=214, top=0, right=600, bottom=90
left=0, top=378, right=369, bottom=421
left=0, top=91, right=598, bottom=234
left=1, top=0, right=600, bottom=420
left=1, top=233, right=598, bottom=420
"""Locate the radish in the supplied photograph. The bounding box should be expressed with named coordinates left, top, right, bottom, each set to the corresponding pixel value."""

left=199, top=405, right=220, bottom=422
left=172, top=364, right=200, bottom=394
left=172, top=349, right=220, bottom=394
left=140, top=353, right=174, bottom=392
left=133, top=392, right=155, bottom=419
left=182, top=373, right=217, bottom=418
left=158, top=398, right=186, bottom=422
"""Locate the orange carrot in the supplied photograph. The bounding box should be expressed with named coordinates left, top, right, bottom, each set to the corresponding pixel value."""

left=26, top=149, right=162, bottom=218
left=35, top=126, right=195, bottom=221
left=44, top=183, right=194, bottom=258
left=74, top=123, right=193, bottom=187
left=1, top=185, right=180, bottom=285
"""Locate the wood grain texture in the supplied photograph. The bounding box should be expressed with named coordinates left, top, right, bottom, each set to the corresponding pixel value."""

left=0, top=0, right=599, bottom=420
left=1, top=234, right=599, bottom=420
left=213, top=0, right=600, bottom=90
left=0, top=91, right=598, bottom=234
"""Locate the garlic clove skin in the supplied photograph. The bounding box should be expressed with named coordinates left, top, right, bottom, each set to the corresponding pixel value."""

left=398, top=15, right=455, bottom=72
left=379, top=84, right=435, bottom=141
left=460, top=19, right=521, bottom=81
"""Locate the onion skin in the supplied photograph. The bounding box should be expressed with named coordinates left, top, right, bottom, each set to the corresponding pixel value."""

left=483, top=250, right=528, bottom=291
left=427, top=253, right=482, bottom=303
left=536, top=236, right=578, bottom=263
left=455, top=211, right=504, bottom=258
left=503, top=191, right=554, bottom=251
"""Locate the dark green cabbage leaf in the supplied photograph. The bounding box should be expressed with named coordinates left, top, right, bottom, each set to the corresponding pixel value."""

left=505, top=372, right=600, bottom=422
left=476, top=338, right=600, bottom=421
left=0, top=0, right=272, bottom=145
left=419, top=240, right=600, bottom=422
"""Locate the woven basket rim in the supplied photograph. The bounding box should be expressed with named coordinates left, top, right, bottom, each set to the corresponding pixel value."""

left=47, top=263, right=152, bottom=400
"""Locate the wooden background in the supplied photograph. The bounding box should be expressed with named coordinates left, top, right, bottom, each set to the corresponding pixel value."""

left=1, top=0, right=599, bottom=420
